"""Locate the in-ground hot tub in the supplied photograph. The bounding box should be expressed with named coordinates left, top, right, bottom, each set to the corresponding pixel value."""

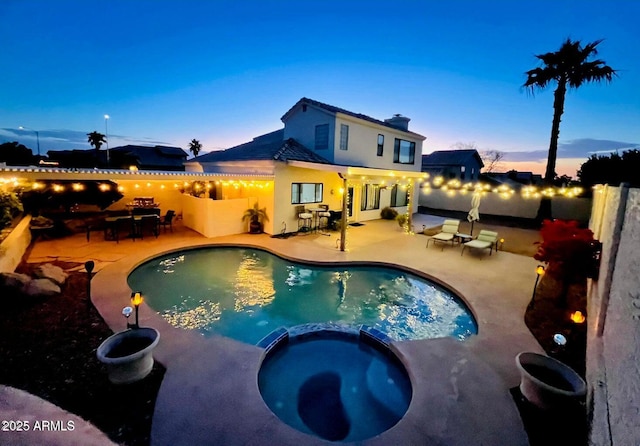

left=257, top=325, right=412, bottom=442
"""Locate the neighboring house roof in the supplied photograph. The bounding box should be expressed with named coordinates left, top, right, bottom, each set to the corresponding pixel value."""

left=192, top=129, right=331, bottom=165
left=281, top=97, right=426, bottom=139
left=110, top=145, right=188, bottom=170
left=485, top=171, right=543, bottom=186
left=421, top=150, right=484, bottom=168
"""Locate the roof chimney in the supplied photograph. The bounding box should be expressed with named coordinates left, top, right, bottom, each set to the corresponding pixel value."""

left=384, top=114, right=410, bottom=131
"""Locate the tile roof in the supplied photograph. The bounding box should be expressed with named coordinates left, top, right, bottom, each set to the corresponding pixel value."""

left=421, top=149, right=484, bottom=168
left=192, top=130, right=331, bottom=165
left=281, top=97, right=426, bottom=139
left=110, top=145, right=188, bottom=169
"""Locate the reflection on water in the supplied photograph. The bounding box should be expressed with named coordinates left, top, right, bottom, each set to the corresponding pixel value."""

left=234, top=255, right=275, bottom=311
left=128, top=247, right=477, bottom=345
left=162, top=299, right=221, bottom=330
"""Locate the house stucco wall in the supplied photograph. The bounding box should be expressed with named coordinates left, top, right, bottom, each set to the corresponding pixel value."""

left=587, top=185, right=640, bottom=446
left=273, top=165, right=342, bottom=234
left=332, top=114, right=423, bottom=172
left=282, top=106, right=335, bottom=163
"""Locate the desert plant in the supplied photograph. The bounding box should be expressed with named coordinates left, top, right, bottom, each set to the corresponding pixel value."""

left=380, top=207, right=398, bottom=220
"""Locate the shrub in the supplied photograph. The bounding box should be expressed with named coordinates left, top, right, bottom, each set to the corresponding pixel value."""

left=380, top=207, right=398, bottom=220
left=396, top=214, right=408, bottom=228
left=0, top=191, right=23, bottom=230
left=534, top=219, right=595, bottom=277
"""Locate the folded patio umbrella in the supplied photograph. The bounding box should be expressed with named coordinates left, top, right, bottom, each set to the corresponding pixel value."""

left=467, top=191, right=481, bottom=236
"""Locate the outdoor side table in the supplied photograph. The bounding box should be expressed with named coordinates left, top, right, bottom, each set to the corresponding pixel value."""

left=455, top=233, right=473, bottom=245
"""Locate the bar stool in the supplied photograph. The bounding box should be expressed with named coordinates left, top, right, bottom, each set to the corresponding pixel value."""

left=317, top=204, right=331, bottom=232
left=296, top=205, right=313, bottom=233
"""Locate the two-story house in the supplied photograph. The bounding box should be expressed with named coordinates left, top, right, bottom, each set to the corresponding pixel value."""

left=421, top=149, right=484, bottom=182
left=186, top=97, right=427, bottom=235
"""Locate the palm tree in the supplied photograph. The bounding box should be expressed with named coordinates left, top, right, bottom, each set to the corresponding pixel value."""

left=523, top=38, right=616, bottom=221
left=188, top=139, right=202, bottom=158
left=87, top=131, right=107, bottom=153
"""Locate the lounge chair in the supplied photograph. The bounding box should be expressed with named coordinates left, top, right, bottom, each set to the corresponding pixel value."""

left=461, top=230, right=499, bottom=256
left=426, top=219, right=460, bottom=250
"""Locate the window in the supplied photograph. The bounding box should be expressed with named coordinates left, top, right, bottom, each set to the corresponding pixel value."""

left=377, top=134, right=384, bottom=156
left=340, top=124, right=349, bottom=150
left=315, top=124, right=329, bottom=150
left=390, top=184, right=408, bottom=207
left=291, top=183, right=323, bottom=204
left=360, top=184, right=381, bottom=211
left=393, top=139, right=415, bottom=164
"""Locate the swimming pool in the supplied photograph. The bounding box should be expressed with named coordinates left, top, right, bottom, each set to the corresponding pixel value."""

left=128, top=247, right=477, bottom=345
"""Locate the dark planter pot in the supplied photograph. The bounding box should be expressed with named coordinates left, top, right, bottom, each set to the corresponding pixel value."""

left=249, top=220, right=263, bottom=234
left=516, top=352, right=586, bottom=410
left=97, top=327, right=160, bottom=384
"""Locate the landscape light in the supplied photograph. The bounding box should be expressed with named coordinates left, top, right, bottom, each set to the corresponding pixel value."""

left=570, top=311, right=586, bottom=324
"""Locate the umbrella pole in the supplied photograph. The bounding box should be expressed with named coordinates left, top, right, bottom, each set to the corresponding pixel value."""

left=470, top=220, right=474, bottom=237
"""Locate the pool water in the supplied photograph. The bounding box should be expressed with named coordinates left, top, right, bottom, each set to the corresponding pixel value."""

left=258, top=332, right=412, bottom=442
left=128, top=247, right=477, bottom=345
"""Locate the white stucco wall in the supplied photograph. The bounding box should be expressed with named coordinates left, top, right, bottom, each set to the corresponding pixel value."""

left=418, top=187, right=592, bottom=223
left=587, top=185, right=640, bottom=446
left=0, top=215, right=31, bottom=273
left=181, top=195, right=254, bottom=237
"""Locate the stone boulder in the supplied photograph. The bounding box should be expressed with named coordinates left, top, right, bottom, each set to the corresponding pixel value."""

left=33, top=263, right=68, bottom=287
left=24, top=278, right=61, bottom=297
left=0, top=272, right=32, bottom=296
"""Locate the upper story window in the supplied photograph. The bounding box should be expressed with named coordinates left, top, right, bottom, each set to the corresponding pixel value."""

left=377, top=134, right=384, bottom=156
left=340, top=124, right=349, bottom=151
left=291, top=183, right=323, bottom=204
left=393, top=139, right=416, bottom=164
left=315, top=124, right=329, bottom=150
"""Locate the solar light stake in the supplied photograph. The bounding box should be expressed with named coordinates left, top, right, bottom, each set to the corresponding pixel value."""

left=529, top=265, right=545, bottom=309
left=131, top=292, right=144, bottom=329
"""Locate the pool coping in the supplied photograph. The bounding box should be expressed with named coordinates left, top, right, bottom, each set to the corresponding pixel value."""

left=92, top=235, right=540, bottom=445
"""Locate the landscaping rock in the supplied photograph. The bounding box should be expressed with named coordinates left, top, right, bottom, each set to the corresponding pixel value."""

left=24, top=278, right=61, bottom=297
left=0, top=272, right=31, bottom=292
left=33, top=263, right=68, bottom=287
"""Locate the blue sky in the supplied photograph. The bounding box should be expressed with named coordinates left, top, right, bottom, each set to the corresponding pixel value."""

left=1, top=0, right=638, bottom=177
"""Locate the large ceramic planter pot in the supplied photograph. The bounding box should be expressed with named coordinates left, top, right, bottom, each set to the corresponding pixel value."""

left=516, top=352, right=586, bottom=410
left=97, top=327, right=160, bottom=384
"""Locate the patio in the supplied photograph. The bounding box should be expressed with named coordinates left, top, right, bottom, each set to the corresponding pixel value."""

left=19, top=213, right=544, bottom=445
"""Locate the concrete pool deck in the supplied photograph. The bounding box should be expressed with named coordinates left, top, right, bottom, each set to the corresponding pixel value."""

left=23, top=214, right=544, bottom=445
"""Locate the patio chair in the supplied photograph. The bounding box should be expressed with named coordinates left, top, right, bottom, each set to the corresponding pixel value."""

left=160, top=210, right=175, bottom=232
left=426, top=219, right=460, bottom=250
left=461, top=230, right=499, bottom=256
left=317, top=204, right=331, bottom=232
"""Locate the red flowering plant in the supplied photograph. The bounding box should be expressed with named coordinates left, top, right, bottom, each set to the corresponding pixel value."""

left=534, top=219, right=595, bottom=279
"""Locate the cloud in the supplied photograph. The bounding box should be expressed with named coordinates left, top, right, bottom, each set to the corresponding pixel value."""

left=502, top=138, right=639, bottom=162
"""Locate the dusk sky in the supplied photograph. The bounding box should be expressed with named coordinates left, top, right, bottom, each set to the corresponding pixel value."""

left=1, top=0, right=638, bottom=177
